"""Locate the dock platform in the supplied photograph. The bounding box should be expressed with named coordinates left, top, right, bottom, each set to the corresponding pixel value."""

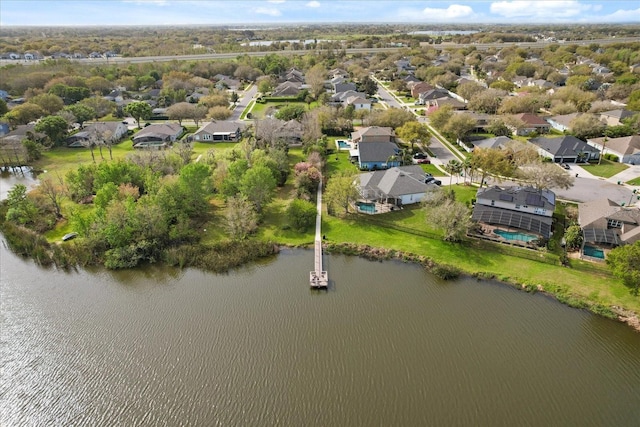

left=310, top=178, right=328, bottom=289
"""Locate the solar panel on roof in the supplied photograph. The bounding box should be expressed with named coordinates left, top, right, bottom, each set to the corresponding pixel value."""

left=499, top=194, right=513, bottom=202
left=525, top=193, right=544, bottom=207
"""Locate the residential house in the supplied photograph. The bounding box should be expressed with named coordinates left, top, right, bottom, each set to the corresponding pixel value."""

left=587, top=135, right=640, bottom=165
left=394, top=58, right=415, bottom=75
left=353, top=141, right=401, bottom=171
left=424, top=97, right=467, bottom=112
left=416, top=88, right=451, bottom=105
left=255, top=118, right=304, bottom=146
left=272, top=81, right=302, bottom=97
left=511, top=113, right=551, bottom=136
left=529, top=135, right=600, bottom=163
left=1, top=124, right=45, bottom=142
left=403, top=75, right=421, bottom=85
left=192, top=121, right=244, bottom=142
left=545, top=112, right=583, bottom=133
left=214, top=75, right=240, bottom=91
left=66, top=122, right=128, bottom=147
left=351, top=126, right=395, bottom=144
left=598, top=109, right=634, bottom=127
left=472, top=186, right=556, bottom=239
left=132, top=123, right=183, bottom=149
left=332, top=90, right=367, bottom=105
left=345, top=96, right=372, bottom=111
left=333, top=82, right=357, bottom=94
left=328, top=68, right=349, bottom=80
left=357, top=165, right=440, bottom=212
left=409, top=82, right=434, bottom=99
left=578, top=198, right=640, bottom=253
left=471, top=136, right=515, bottom=151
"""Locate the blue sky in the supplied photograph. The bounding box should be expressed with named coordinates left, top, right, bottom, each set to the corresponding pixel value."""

left=1, top=1, right=639, bottom=26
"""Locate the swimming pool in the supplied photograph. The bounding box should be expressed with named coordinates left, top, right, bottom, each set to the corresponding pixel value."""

left=583, top=245, right=605, bottom=259
left=493, top=229, right=538, bottom=243
left=356, top=202, right=376, bottom=214
left=336, top=140, right=351, bottom=150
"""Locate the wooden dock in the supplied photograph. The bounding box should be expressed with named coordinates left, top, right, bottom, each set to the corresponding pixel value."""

left=310, top=178, right=328, bottom=289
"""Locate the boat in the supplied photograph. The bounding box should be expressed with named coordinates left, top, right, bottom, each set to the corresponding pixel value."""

left=62, top=232, right=78, bottom=242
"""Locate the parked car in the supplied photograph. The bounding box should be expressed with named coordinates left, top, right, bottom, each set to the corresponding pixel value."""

left=561, top=163, right=570, bottom=170
left=425, top=176, right=441, bottom=186
left=415, top=158, right=431, bottom=164
left=413, top=152, right=427, bottom=159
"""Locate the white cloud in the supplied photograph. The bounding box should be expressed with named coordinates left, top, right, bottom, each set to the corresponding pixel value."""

left=599, top=7, right=640, bottom=23
left=490, top=1, right=592, bottom=19
left=306, top=1, right=321, bottom=7
left=254, top=7, right=282, bottom=16
left=422, top=4, right=474, bottom=19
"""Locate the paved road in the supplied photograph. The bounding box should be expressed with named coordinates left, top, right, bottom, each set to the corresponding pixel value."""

left=5, top=37, right=639, bottom=67
left=230, top=84, right=258, bottom=121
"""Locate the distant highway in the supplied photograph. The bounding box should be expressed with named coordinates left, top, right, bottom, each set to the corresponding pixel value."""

left=2, top=37, right=639, bottom=67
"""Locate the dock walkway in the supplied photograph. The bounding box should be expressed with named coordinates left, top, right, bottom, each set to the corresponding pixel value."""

left=310, top=178, right=328, bottom=288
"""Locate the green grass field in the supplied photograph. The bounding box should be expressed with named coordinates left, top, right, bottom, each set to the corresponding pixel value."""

left=581, top=159, right=628, bottom=178
left=626, top=176, right=640, bottom=186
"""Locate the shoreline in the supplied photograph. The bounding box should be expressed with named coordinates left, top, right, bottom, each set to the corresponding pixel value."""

left=318, top=241, right=640, bottom=333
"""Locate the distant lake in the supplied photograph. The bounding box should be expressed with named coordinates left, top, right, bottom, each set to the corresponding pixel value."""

left=242, top=39, right=332, bottom=46
left=1, top=245, right=639, bottom=425
left=409, top=30, right=479, bottom=35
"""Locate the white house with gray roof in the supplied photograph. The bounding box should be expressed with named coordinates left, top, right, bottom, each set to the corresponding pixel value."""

left=358, top=165, right=440, bottom=209
left=587, top=135, right=640, bottom=165
left=578, top=198, right=640, bottom=249
left=472, top=186, right=556, bottom=239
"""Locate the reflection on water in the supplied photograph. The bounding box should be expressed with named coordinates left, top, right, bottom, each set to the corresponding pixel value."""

left=0, top=166, right=39, bottom=199
left=1, top=245, right=639, bottom=426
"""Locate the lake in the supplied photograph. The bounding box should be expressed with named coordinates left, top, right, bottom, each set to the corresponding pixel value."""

left=1, top=245, right=639, bottom=426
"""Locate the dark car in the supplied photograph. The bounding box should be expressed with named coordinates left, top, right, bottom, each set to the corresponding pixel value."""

left=425, top=176, right=441, bottom=186
left=413, top=152, right=427, bottom=159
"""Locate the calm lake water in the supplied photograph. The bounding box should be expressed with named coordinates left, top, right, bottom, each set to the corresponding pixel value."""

left=1, top=244, right=639, bottom=426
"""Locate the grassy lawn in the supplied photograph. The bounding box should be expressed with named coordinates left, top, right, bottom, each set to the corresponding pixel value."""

left=581, top=159, right=628, bottom=178
left=626, top=176, right=640, bottom=186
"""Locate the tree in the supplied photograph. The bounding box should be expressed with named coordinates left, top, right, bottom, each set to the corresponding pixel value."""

left=208, top=105, right=232, bottom=121
left=324, top=170, right=359, bottom=216
left=5, top=184, right=38, bottom=226
left=428, top=105, right=453, bottom=130
left=306, top=64, right=327, bottom=99
left=563, top=224, right=583, bottom=251
left=124, top=101, right=152, bottom=129
left=239, top=164, right=276, bottom=213
left=444, top=159, right=463, bottom=186
left=397, top=121, right=430, bottom=151
left=606, top=242, right=640, bottom=295
left=468, top=89, right=506, bottom=115
left=423, top=191, right=471, bottom=242
left=28, top=93, right=64, bottom=115
left=5, top=103, right=45, bottom=126
left=63, top=104, right=96, bottom=128
left=86, top=75, right=112, bottom=95
left=38, top=175, right=66, bottom=219
left=167, top=102, right=195, bottom=126
left=457, top=81, right=484, bottom=102
left=627, top=90, right=640, bottom=111
left=443, top=113, right=476, bottom=143
left=486, top=119, right=511, bottom=137
left=359, top=76, right=378, bottom=96
left=517, top=162, right=575, bottom=190
left=80, top=97, right=116, bottom=118
left=275, top=104, right=306, bottom=121
left=286, top=199, right=317, bottom=232
left=225, top=196, right=259, bottom=240
left=570, top=114, right=606, bottom=140
left=471, top=147, right=514, bottom=187
left=368, top=107, right=415, bottom=129
left=0, top=98, right=7, bottom=116
left=192, top=104, right=208, bottom=127
left=35, top=115, right=69, bottom=146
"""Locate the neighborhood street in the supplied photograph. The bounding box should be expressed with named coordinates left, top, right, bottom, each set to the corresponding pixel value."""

left=230, top=84, right=258, bottom=121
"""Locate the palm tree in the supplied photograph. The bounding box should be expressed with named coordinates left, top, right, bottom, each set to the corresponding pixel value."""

left=444, top=159, right=463, bottom=186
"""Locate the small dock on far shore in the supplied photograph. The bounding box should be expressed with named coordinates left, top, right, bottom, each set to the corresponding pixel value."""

left=310, top=178, right=328, bottom=289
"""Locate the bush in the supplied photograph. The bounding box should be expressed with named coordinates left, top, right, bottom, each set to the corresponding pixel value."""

left=431, top=264, right=461, bottom=280
left=604, top=153, right=620, bottom=162
left=286, top=199, right=317, bottom=232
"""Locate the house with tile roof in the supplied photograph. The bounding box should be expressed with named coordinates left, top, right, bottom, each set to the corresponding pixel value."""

left=192, top=121, right=244, bottom=142
left=587, top=135, right=640, bottom=165
left=510, top=113, right=550, bottom=136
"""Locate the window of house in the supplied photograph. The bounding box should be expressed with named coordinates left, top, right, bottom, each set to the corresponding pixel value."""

left=607, top=219, right=622, bottom=228
left=515, top=204, right=520, bottom=209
